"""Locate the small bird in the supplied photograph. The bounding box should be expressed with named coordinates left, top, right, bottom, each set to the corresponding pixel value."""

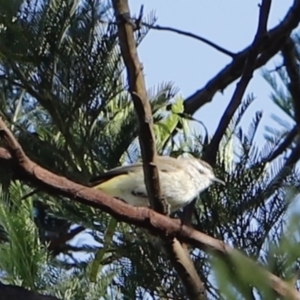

left=89, top=155, right=224, bottom=212
left=89, top=155, right=224, bottom=281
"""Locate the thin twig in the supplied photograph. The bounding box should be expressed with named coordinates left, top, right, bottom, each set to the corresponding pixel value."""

left=264, top=37, right=300, bottom=163
left=142, top=22, right=236, bottom=58
left=282, top=38, right=300, bottom=125
left=183, top=0, right=300, bottom=115
left=265, top=125, right=298, bottom=162
left=266, top=38, right=300, bottom=162
left=203, top=0, right=272, bottom=165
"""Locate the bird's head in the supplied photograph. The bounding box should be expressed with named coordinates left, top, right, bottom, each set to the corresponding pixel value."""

left=185, top=157, right=225, bottom=186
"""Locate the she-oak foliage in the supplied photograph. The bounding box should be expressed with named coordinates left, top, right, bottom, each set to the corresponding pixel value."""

left=0, top=0, right=299, bottom=299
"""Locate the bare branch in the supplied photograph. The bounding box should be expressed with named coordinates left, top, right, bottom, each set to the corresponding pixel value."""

left=0, top=120, right=299, bottom=299
left=142, top=23, right=236, bottom=58
left=111, top=1, right=207, bottom=298
left=203, top=0, right=271, bottom=165
left=184, top=0, right=300, bottom=115
left=265, top=125, right=298, bottom=162
left=111, top=0, right=165, bottom=214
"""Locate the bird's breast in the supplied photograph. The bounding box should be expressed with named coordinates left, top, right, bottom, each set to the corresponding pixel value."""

left=94, top=169, right=204, bottom=211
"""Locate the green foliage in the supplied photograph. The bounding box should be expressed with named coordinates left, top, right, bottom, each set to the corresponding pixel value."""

left=0, top=183, right=117, bottom=298
left=0, top=183, right=48, bottom=289
left=213, top=194, right=300, bottom=299
left=0, top=0, right=300, bottom=299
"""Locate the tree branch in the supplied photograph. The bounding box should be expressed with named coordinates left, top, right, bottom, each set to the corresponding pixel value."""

left=112, top=0, right=164, bottom=214
left=265, top=125, right=298, bottom=162
left=142, top=23, right=236, bottom=58
left=203, top=0, right=271, bottom=165
left=183, top=0, right=300, bottom=115
left=111, top=1, right=206, bottom=298
left=282, top=38, right=300, bottom=125
left=0, top=121, right=299, bottom=299
left=265, top=37, right=300, bottom=162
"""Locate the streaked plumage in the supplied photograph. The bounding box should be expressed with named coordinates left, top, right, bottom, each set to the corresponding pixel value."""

left=90, top=156, right=224, bottom=212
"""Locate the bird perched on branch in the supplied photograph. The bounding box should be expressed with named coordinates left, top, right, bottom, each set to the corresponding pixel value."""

left=89, top=155, right=224, bottom=212
left=88, top=155, right=224, bottom=281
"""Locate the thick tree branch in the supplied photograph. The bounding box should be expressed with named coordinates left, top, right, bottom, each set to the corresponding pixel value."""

left=0, top=121, right=299, bottom=299
left=0, top=281, right=60, bottom=300
left=165, top=239, right=207, bottom=299
left=184, top=0, right=300, bottom=115
left=112, top=0, right=164, bottom=214
left=111, top=1, right=206, bottom=298
left=203, top=0, right=271, bottom=165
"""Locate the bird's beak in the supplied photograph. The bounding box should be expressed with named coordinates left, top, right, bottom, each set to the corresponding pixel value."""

left=212, top=177, right=225, bottom=185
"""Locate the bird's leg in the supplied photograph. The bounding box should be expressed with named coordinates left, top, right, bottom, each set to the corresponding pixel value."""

left=147, top=201, right=171, bottom=216
left=165, top=202, right=171, bottom=216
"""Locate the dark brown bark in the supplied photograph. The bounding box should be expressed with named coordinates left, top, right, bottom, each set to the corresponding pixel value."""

left=0, top=282, right=60, bottom=300
left=111, top=0, right=165, bottom=215
left=111, top=1, right=207, bottom=298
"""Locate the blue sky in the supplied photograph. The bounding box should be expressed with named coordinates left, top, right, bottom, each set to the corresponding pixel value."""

left=129, top=0, right=296, bottom=142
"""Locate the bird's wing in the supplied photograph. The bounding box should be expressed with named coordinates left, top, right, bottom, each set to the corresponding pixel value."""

left=89, top=163, right=144, bottom=186
left=89, top=156, right=180, bottom=187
